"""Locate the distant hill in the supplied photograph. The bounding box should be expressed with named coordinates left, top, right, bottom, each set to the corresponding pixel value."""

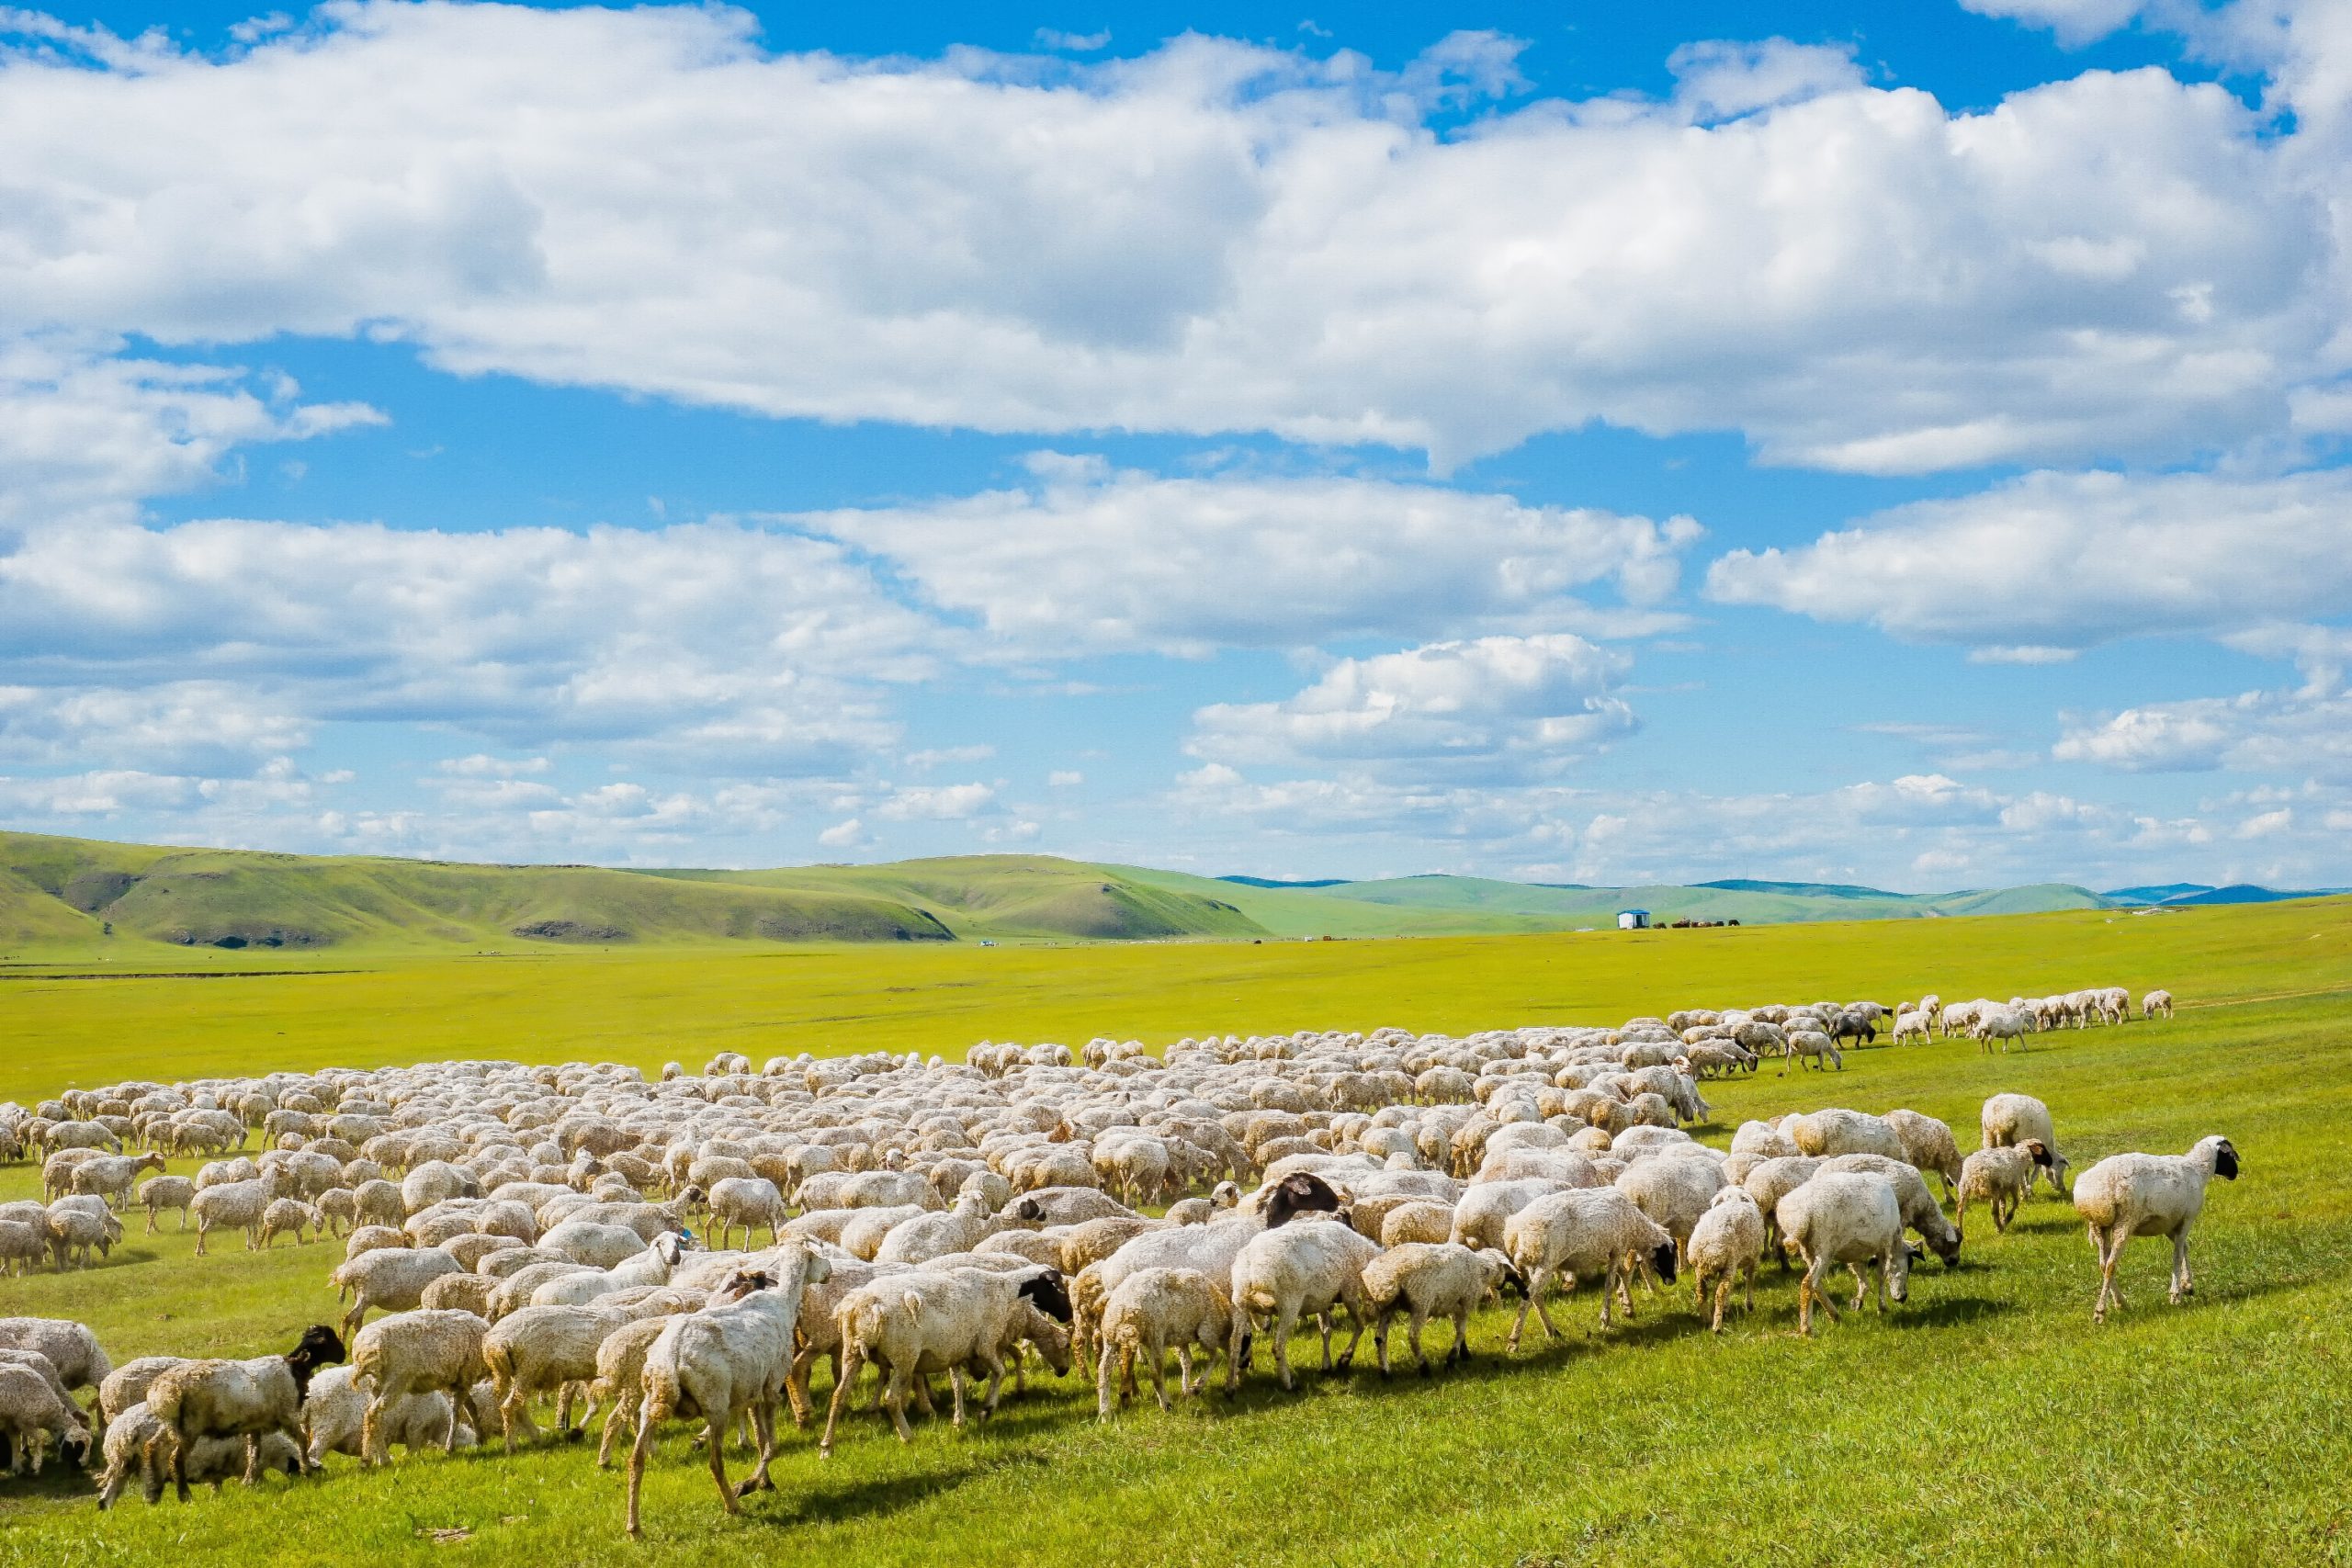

left=2102, top=882, right=2345, bottom=908
left=2, top=829, right=2318, bottom=956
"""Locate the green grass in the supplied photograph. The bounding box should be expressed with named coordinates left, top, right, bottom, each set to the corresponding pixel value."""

left=2, top=898, right=2349, bottom=1564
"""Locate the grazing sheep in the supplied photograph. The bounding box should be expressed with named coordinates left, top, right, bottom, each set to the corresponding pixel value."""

left=1783, top=1109, right=1906, bottom=1164
left=0, top=1221, right=45, bottom=1277
left=259, top=1198, right=322, bottom=1249
left=1359, top=1243, right=1518, bottom=1375
left=0, top=1361, right=90, bottom=1475
left=1094, top=1267, right=1235, bottom=1416
left=350, top=1309, right=490, bottom=1464
left=484, top=1303, right=631, bottom=1450
left=1227, top=1221, right=1381, bottom=1392
left=1503, top=1188, right=1677, bottom=1346
left=1775, top=1173, right=1919, bottom=1336
left=1982, top=1093, right=2071, bottom=1195
left=0, top=1318, right=114, bottom=1402
left=190, top=1172, right=279, bottom=1257
left=1687, top=1188, right=1766, bottom=1331
left=1883, top=1110, right=1964, bottom=1201
left=43, top=1203, right=119, bottom=1270
left=1779, top=1032, right=1844, bottom=1075
left=628, top=1247, right=832, bottom=1537
left=69, top=1152, right=166, bottom=1210
left=2143, top=988, right=2176, bottom=1021
left=1614, top=1155, right=1724, bottom=1264
left=1729, top=1121, right=1800, bottom=1160
left=2075, top=1136, right=2239, bottom=1323
left=703, top=1178, right=786, bottom=1249
left=1379, top=1199, right=1456, bottom=1248
left=820, top=1262, right=1072, bottom=1449
left=1815, top=1154, right=1962, bottom=1265
left=133, top=1325, right=345, bottom=1505
left=98, top=1402, right=300, bottom=1506
left=1956, top=1143, right=2052, bottom=1236
left=300, top=1363, right=475, bottom=1465
left=331, top=1247, right=465, bottom=1337
left=138, top=1177, right=195, bottom=1234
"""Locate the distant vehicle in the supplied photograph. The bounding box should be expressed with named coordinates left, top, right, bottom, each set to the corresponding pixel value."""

left=978, top=939, right=997, bottom=947
left=1617, top=908, right=1651, bottom=930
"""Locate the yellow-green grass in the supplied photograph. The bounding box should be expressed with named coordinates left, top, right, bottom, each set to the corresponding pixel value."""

left=1, top=900, right=2350, bottom=1565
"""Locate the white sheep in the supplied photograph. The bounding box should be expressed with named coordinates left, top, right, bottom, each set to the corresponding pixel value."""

left=300, top=1362, right=476, bottom=1465
left=331, top=1247, right=465, bottom=1336
left=1226, top=1221, right=1382, bottom=1392
left=1982, top=1093, right=2071, bottom=1195
left=1883, top=1110, right=1964, bottom=1201
left=1358, top=1242, right=1516, bottom=1375
left=703, top=1177, right=786, bottom=1249
left=0, top=1361, right=88, bottom=1475
left=628, top=1247, right=831, bottom=1537
left=1094, top=1266, right=1234, bottom=1416
left=2143, top=988, right=2176, bottom=1020
left=1686, top=1187, right=1765, bottom=1332
left=1503, top=1187, right=1678, bottom=1346
left=819, top=1259, right=1067, bottom=1447
left=1774, top=1172, right=1920, bottom=1336
left=2075, top=1136, right=2239, bottom=1323
left=134, top=1325, right=345, bottom=1504
left=1779, top=1032, right=1844, bottom=1075
left=96, top=1403, right=299, bottom=1506
left=349, top=1309, right=491, bottom=1464
left=138, top=1177, right=196, bottom=1234
left=1972, top=1006, right=2032, bottom=1054
left=1955, top=1143, right=2052, bottom=1236
left=189, top=1171, right=279, bottom=1256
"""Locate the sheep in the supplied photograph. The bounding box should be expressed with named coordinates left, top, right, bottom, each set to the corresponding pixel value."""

left=538, top=1219, right=656, bottom=1269
left=1883, top=1110, right=1964, bottom=1201
left=2143, top=988, right=2176, bottom=1021
left=1815, top=1154, right=1963, bottom=1265
left=350, top=1309, right=491, bottom=1463
left=1775, top=1173, right=1920, bottom=1336
left=0, top=1361, right=89, bottom=1475
left=820, top=1262, right=1072, bottom=1449
left=97, top=1400, right=302, bottom=1506
left=1094, top=1267, right=1235, bottom=1416
left=133, top=1325, right=345, bottom=1504
left=1069, top=1220, right=1265, bottom=1373
left=69, top=1152, right=166, bottom=1210
left=2075, top=1136, right=2239, bottom=1323
left=1779, top=1032, right=1843, bottom=1075
left=43, top=1204, right=118, bottom=1270
left=1503, top=1187, right=1677, bottom=1346
left=1004, top=1187, right=1138, bottom=1227
left=0, top=1318, right=114, bottom=1404
left=190, top=1171, right=279, bottom=1256
left=704, top=1177, right=786, bottom=1249
left=1450, top=1178, right=1570, bottom=1252
left=1982, top=1093, right=2071, bottom=1195
left=300, top=1362, right=476, bottom=1465
left=1783, top=1109, right=1906, bottom=1163
left=1226, top=1220, right=1381, bottom=1392
left=1741, top=1156, right=1824, bottom=1266
left=1614, top=1155, right=1724, bottom=1265
left=1686, top=1188, right=1767, bottom=1332
left=0, top=1221, right=44, bottom=1277
left=484, top=1303, right=634, bottom=1450
left=628, top=1247, right=832, bottom=1537
left=528, top=1233, right=695, bottom=1308
left=332, top=1247, right=465, bottom=1337
left=1359, top=1243, right=1518, bottom=1375
left=1379, top=1199, right=1456, bottom=1248
left=875, top=1193, right=1002, bottom=1265
left=1730, top=1120, right=1800, bottom=1159
left=1891, top=1010, right=1931, bottom=1045
left=1956, top=1143, right=2053, bottom=1236
left=259, top=1198, right=322, bottom=1248
left=138, top=1176, right=196, bottom=1234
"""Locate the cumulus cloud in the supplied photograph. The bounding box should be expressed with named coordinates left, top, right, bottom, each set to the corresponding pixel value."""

left=1957, top=0, right=2154, bottom=48
left=1188, top=634, right=1635, bottom=777
left=805, top=457, right=1701, bottom=655
left=1706, top=468, right=2352, bottom=653
left=873, top=782, right=998, bottom=820
left=0, top=6, right=2332, bottom=469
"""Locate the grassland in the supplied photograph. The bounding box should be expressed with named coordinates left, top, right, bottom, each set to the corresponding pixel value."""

left=1, top=898, right=2348, bottom=1565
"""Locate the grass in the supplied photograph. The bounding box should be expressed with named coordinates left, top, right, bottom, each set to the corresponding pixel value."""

left=1, top=898, right=2349, bottom=1564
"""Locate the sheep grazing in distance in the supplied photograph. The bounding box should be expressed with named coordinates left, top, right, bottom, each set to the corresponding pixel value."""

left=1359, top=1243, right=1519, bottom=1376
left=1095, top=1267, right=1235, bottom=1416
left=630, top=1247, right=831, bottom=1537
left=2075, top=1136, right=2239, bottom=1324
left=138, top=1177, right=196, bottom=1234
left=1776, top=1173, right=1920, bottom=1336
left=131, top=1325, right=345, bottom=1505
left=1687, top=1188, right=1766, bottom=1332
left=1779, top=1032, right=1843, bottom=1076
left=1982, top=1094, right=2071, bottom=1195
left=2143, top=988, right=2176, bottom=1021
left=0, top=1318, right=114, bottom=1408
left=1503, top=1187, right=1678, bottom=1346
left=1973, top=1005, right=2033, bottom=1054
left=1956, top=1143, right=2052, bottom=1236
left=190, top=1171, right=279, bottom=1257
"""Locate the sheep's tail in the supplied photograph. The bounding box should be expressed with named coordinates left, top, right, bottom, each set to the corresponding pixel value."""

left=481, top=1336, right=516, bottom=1398
left=143, top=1372, right=185, bottom=1428
left=351, top=1335, right=382, bottom=1393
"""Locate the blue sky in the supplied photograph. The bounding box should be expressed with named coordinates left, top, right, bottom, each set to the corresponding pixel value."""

left=2, top=0, right=2349, bottom=889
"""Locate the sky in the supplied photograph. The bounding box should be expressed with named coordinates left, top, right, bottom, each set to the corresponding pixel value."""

left=2, top=0, right=2351, bottom=891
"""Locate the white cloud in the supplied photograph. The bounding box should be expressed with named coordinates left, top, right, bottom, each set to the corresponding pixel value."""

left=1046, top=770, right=1084, bottom=787
left=437, top=754, right=551, bottom=777
left=1707, top=468, right=2352, bottom=652
left=1188, top=634, right=1635, bottom=777
left=873, top=782, right=997, bottom=820
left=1957, top=0, right=2153, bottom=48
left=806, top=457, right=1702, bottom=655
left=0, top=681, right=310, bottom=771
left=0, top=7, right=2331, bottom=470
left=817, top=817, right=868, bottom=848
left=904, top=744, right=995, bottom=770
left=2055, top=679, right=2352, bottom=781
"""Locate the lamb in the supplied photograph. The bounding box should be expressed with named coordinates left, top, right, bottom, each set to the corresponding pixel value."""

left=820, top=1262, right=1071, bottom=1449
left=138, top=1176, right=195, bottom=1234
left=300, top=1362, right=476, bottom=1465
left=1358, top=1243, right=1518, bottom=1375
left=1226, top=1220, right=1382, bottom=1392
left=2143, top=988, right=2176, bottom=1021
left=589, top=1316, right=671, bottom=1467
left=2075, top=1136, right=2239, bottom=1323
left=1883, top=1110, right=1964, bottom=1201
left=350, top=1308, right=491, bottom=1463
left=1774, top=1173, right=1920, bottom=1335
left=97, top=1402, right=300, bottom=1506
left=0, top=1361, right=89, bottom=1475
left=331, top=1247, right=465, bottom=1336
left=1955, top=1143, right=2053, bottom=1236
left=628, top=1247, right=832, bottom=1537
left=1094, top=1266, right=1235, bottom=1416
left=190, top=1171, right=278, bottom=1256
left=1070, top=1220, right=1265, bottom=1373
left=133, top=1325, right=345, bottom=1504
left=1502, top=1187, right=1678, bottom=1346
left=259, top=1198, right=322, bottom=1248
left=1981, top=1093, right=2071, bottom=1195
left=1686, top=1188, right=1766, bottom=1331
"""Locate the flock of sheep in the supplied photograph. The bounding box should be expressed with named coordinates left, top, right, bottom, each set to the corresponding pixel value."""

left=0, top=982, right=2233, bottom=1538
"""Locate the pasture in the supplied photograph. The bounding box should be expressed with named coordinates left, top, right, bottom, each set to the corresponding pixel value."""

left=2, top=900, right=2350, bottom=1565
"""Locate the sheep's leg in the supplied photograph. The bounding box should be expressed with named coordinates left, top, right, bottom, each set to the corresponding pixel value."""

left=2089, top=1224, right=2123, bottom=1322
left=1849, top=1263, right=1871, bottom=1311
left=819, top=1344, right=865, bottom=1456
left=1147, top=1341, right=1171, bottom=1412
left=1332, top=1293, right=1368, bottom=1372
left=784, top=1349, right=816, bottom=1429
left=739, top=1402, right=775, bottom=1495
left=1447, top=1306, right=1470, bottom=1366
left=597, top=1398, right=631, bottom=1468
left=883, top=1363, right=915, bottom=1443
left=704, top=1417, right=740, bottom=1515
left=1742, top=1260, right=1756, bottom=1314
left=1314, top=1309, right=1333, bottom=1371
left=1095, top=1339, right=1118, bottom=1420
left=1507, top=1266, right=1549, bottom=1348
left=1408, top=1307, right=1433, bottom=1375
left=1272, top=1305, right=1298, bottom=1391
left=2171, top=1232, right=2193, bottom=1303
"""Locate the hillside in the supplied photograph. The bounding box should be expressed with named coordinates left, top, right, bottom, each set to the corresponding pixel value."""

left=0, top=829, right=2293, bottom=957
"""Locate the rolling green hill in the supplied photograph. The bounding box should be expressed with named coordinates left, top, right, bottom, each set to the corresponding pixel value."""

left=0, top=829, right=2150, bottom=957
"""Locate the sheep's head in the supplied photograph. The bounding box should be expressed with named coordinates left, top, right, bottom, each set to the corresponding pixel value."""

left=2210, top=1137, right=2240, bottom=1179
left=1886, top=1241, right=1921, bottom=1303
left=285, top=1324, right=347, bottom=1394
left=1017, top=1267, right=1073, bottom=1324
left=1648, top=1241, right=1679, bottom=1286
left=2024, top=1140, right=2052, bottom=1168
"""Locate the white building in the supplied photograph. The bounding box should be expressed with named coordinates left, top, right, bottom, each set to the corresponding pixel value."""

left=1616, top=908, right=1650, bottom=930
